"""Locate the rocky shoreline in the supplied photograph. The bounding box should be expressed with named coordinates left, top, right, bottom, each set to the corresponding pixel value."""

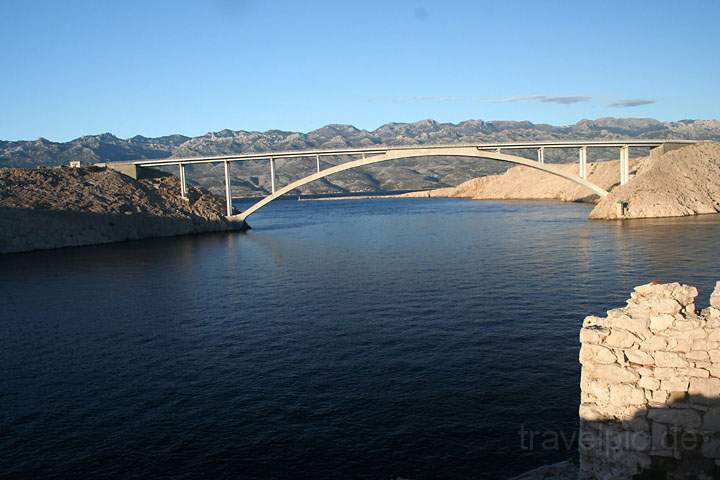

left=589, top=142, right=720, bottom=219
left=3, top=142, right=718, bottom=254
left=400, top=142, right=720, bottom=220
left=0, top=166, right=247, bottom=254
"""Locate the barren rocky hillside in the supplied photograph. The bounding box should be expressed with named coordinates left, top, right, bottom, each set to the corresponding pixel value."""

left=589, top=142, right=720, bottom=219
left=0, top=166, right=245, bottom=254
left=402, top=142, right=720, bottom=220
left=400, top=159, right=634, bottom=203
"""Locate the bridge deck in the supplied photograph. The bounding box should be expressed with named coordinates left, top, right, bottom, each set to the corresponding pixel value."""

left=118, top=140, right=697, bottom=167
left=96, top=140, right=698, bottom=222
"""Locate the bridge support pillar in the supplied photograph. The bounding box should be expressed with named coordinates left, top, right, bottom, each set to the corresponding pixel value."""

left=223, top=160, right=233, bottom=216
left=620, top=146, right=630, bottom=185
left=179, top=163, right=188, bottom=200
left=579, top=146, right=588, bottom=179
left=316, top=154, right=321, bottom=173
left=269, top=157, right=276, bottom=194
left=537, top=146, right=545, bottom=164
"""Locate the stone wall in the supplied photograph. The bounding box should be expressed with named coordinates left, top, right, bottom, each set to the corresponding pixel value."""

left=579, top=281, right=720, bottom=479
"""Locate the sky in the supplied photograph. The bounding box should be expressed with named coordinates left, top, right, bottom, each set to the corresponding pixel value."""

left=1, top=0, right=719, bottom=141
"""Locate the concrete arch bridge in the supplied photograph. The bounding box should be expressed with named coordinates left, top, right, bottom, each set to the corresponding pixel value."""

left=109, top=140, right=694, bottom=223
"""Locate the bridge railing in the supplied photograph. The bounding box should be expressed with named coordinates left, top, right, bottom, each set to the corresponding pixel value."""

left=101, top=140, right=697, bottom=217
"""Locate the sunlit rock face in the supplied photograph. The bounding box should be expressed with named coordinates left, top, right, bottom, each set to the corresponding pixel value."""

left=579, top=281, right=720, bottom=479
left=589, top=142, right=720, bottom=220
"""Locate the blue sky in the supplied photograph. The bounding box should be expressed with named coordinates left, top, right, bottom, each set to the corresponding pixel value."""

left=1, top=0, right=718, bottom=141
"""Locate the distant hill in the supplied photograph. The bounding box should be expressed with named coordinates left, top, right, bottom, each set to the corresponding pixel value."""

left=3, top=118, right=719, bottom=196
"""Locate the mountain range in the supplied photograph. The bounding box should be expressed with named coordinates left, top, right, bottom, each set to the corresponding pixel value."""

left=3, top=118, right=719, bottom=196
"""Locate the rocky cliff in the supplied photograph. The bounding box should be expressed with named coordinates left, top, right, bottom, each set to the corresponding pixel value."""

left=0, top=166, right=245, bottom=254
left=588, top=142, right=720, bottom=219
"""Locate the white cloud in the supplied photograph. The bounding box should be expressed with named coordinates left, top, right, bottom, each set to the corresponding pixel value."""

left=495, top=95, right=592, bottom=105
left=609, top=99, right=656, bottom=108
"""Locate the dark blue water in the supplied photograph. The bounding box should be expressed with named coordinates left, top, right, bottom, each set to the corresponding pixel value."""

left=2, top=198, right=720, bottom=479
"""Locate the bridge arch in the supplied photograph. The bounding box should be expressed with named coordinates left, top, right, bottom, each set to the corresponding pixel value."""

left=231, top=146, right=610, bottom=221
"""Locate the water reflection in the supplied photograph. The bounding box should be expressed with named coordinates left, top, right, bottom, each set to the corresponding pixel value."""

left=1, top=198, right=719, bottom=479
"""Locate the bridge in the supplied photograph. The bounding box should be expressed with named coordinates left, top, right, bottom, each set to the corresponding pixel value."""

left=107, top=140, right=696, bottom=223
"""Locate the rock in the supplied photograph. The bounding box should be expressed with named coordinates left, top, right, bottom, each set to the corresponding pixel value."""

left=687, top=351, right=711, bottom=361
left=689, top=378, right=720, bottom=400
left=646, top=298, right=683, bottom=315
left=668, top=391, right=688, bottom=404
left=589, top=142, right=720, bottom=220
left=654, top=351, right=689, bottom=368
left=665, top=328, right=707, bottom=341
left=708, top=330, right=720, bottom=342
left=604, top=329, right=638, bottom=349
left=647, top=408, right=702, bottom=429
left=650, top=314, right=676, bottom=331
left=609, top=384, right=647, bottom=406
left=579, top=403, right=606, bottom=422
left=661, top=378, right=690, bottom=392
left=673, top=317, right=704, bottom=331
left=640, top=336, right=667, bottom=351
left=580, top=327, right=606, bottom=344
left=711, top=282, right=720, bottom=309
left=625, top=350, right=655, bottom=366
left=654, top=368, right=680, bottom=380
left=707, top=309, right=720, bottom=327
left=638, top=376, right=660, bottom=390
left=0, top=166, right=246, bottom=254
left=650, top=390, right=668, bottom=404
left=635, top=283, right=662, bottom=296
left=614, top=350, right=628, bottom=364
left=693, top=340, right=719, bottom=351
left=632, top=283, right=697, bottom=306
left=681, top=368, right=710, bottom=378
left=585, top=380, right=611, bottom=403
left=580, top=344, right=617, bottom=365
left=583, top=315, right=608, bottom=329
left=667, top=338, right=693, bottom=353
left=606, top=313, right=651, bottom=337
left=710, top=350, right=720, bottom=363
left=585, top=364, right=639, bottom=384
left=671, top=284, right=699, bottom=307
